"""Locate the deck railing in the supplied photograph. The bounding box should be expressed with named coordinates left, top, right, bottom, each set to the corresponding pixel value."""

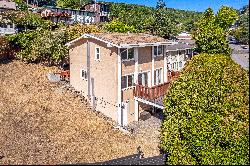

left=133, top=71, right=180, bottom=100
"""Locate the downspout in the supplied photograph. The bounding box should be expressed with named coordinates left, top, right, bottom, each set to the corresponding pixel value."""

left=87, top=40, right=91, bottom=102
left=117, top=48, right=122, bottom=126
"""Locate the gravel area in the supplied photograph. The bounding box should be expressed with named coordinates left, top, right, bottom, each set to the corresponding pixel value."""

left=0, top=60, right=161, bottom=165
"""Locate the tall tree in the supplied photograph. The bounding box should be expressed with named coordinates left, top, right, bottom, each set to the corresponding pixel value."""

left=153, top=8, right=178, bottom=38
left=193, top=6, right=238, bottom=55
left=215, top=6, right=238, bottom=31
left=231, top=5, right=249, bottom=44
left=56, top=0, right=91, bottom=9
left=156, top=0, right=166, bottom=9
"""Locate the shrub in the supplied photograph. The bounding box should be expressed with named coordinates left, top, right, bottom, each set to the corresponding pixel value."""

left=8, top=29, right=68, bottom=65
left=160, top=53, right=249, bottom=165
left=104, top=20, right=142, bottom=33
left=66, top=24, right=103, bottom=41
left=0, top=36, right=15, bottom=60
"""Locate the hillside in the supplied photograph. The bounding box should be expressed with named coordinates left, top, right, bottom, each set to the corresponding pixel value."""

left=0, top=60, right=160, bottom=164
left=108, top=2, right=202, bottom=33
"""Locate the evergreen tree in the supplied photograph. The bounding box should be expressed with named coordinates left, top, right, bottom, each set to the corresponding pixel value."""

left=156, top=0, right=166, bottom=9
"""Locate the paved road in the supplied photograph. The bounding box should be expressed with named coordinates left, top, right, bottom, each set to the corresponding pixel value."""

left=229, top=44, right=249, bottom=70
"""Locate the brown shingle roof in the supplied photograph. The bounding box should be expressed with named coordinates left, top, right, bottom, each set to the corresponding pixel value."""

left=89, top=33, right=170, bottom=45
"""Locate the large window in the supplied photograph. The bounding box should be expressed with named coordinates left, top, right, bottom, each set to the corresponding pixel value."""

left=121, top=48, right=134, bottom=61
left=153, top=45, right=164, bottom=56
left=154, top=68, right=162, bottom=85
left=121, top=74, right=134, bottom=89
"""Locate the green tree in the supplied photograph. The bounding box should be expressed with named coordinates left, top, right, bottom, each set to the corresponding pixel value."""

left=215, top=6, right=238, bottom=31
left=161, top=53, right=249, bottom=165
left=152, top=8, right=178, bottom=38
left=231, top=5, right=249, bottom=44
left=108, top=2, right=202, bottom=36
left=104, top=20, right=141, bottom=33
left=193, top=7, right=234, bottom=55
left=0, top=11, right=52, bottom=31
left=10, top=29, right=68, bottom=65
left=14, top=0, right=28, bottom=11
left=66, top=23, right=103, bottom=41
left=156, top=0, right=166, bottom=9
left=56, top=0, right=91, bottom=9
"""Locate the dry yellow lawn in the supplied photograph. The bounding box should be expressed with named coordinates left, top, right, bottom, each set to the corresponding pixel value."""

left=0, top=60, right=160, bottom=164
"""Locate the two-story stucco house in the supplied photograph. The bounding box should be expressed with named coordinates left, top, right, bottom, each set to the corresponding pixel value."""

left=66, top=33, right=194, bottom=127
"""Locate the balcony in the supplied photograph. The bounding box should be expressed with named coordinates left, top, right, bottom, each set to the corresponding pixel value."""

left=133, top=71, right=180, bottom=100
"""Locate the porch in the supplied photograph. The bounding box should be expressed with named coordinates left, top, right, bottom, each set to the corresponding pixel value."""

left=133, top=71, right=180, bottom=101
left=130, top=71, right=180, bottom=124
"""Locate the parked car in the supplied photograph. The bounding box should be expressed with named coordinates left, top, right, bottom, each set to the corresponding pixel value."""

left=241, top=45, right=248, bottom=49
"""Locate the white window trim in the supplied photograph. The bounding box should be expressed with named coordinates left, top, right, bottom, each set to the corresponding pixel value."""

left=153, top=45, right=164, bottom=57
left=154, top=67, right=163, bottom=86
left=95, top=47, right=100, bottom=61
left=121, top=48, right=135, bottom=62
left=80, top=69, right=87, bottom=80
left=137, top=70, right=151, bottom=87
left=121, top=73, right=135, bottom=90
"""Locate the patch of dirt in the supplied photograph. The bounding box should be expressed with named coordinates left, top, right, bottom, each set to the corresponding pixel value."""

left=0, top=60, right=160, bottom=165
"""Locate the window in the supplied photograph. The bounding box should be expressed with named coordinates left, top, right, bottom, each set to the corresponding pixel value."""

left=121, top=74, right=134, bottom=89
left=158, top=45, right=163, bottom=55
left=80, top=69, right=87, bottom=80
left=138, top=72, right=148, bottom=87
left=172, top=62, right=177, bottom=70
left=154, top=68, right=162, bottom=85
left=179, top=61, right=183, bottom=68
left=121, top=48, right=134, bottom=61
left=95, top=47, right=100, bottom=60
left=153, top=45, right=164, bottom=57
left=153, top=46, right=158, bottom=56
left=186, top=49, right=192, bottom=54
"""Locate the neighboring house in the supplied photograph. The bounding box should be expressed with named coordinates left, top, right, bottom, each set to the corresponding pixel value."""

left=43, top=6, right=95, bottom=24
left=176, top=31, right=191, bottom=40
left=166, top=43, right=194, bottom=72
left=175, top=32, right=196, bottom=46
left=66, top=33, right=194, bottom=127
left=40, top=8, right=72, bottom=24
left=0, top=0, right=17, bottom=35
left=83, top=2, right=110, bottom=23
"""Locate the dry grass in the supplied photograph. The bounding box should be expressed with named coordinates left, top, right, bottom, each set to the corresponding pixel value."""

left=0, top=60, right=160, bottom=165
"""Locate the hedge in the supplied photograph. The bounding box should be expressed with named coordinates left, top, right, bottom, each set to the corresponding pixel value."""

left=160, top=53, right=249, bottom=165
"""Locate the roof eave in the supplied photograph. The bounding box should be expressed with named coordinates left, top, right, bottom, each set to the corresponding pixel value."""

left=65, top=34, right=120, bottom=48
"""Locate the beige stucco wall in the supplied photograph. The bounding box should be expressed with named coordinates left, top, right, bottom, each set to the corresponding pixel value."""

left=69, top=38, right=118, bottom=121
left=70, top=42, right=168, bottom=125
left=122, top=46, right=165, bottom=124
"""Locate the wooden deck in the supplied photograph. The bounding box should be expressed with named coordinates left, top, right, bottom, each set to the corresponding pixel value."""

left=133, top=71, right=180, bottom=100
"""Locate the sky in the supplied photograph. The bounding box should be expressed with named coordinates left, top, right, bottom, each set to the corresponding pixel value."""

left=100, top=0, right=249, bottom=12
